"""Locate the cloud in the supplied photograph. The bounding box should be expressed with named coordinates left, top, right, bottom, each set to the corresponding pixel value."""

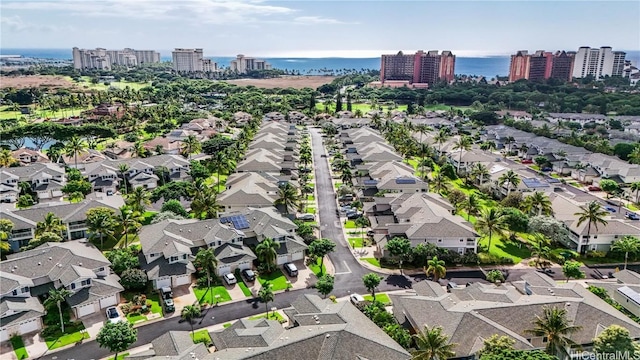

left=293, top=16, right=352, bottom=25
left=1, top=15, right=72, bottom=32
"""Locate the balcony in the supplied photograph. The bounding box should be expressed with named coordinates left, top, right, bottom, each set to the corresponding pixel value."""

left=68, top=223, right=87, bottom=230
left=10, top=230, right=33, bottom=240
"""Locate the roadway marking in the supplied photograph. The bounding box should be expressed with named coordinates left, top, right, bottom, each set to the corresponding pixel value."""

left=334, top=261, right=352, bottom=275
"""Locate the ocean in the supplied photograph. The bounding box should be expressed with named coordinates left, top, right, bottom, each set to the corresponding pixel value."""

left=2, top=48, right=639, bottom=79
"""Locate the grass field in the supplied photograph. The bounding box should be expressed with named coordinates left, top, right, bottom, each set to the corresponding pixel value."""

left=362, top=258, right=381, bottom=267
left=237, top=279, right=253, bottom=297
left=363, top=293, right=391, bottom=305
left=316, top=102, right=408, bottom=114
left=249, top=312, right=285, bottom=323
left=10, top=336, right=28, bottom=360
left=349, top=237, right=370, bottom=248
left=344, top=220, right=357, bottom=229
left=75, top=76, right=151, bottom=91
left=190, top=329, right=212, bottom=344
left=258, top=270, right=291, bottom=291
left=194, top=286, right=232, bottom=304
left=478, top=235, right=532, bottom=263
left=45, top=322, right=90, bottom=350
left=309, top=257, right=326, bottom=276
left=0, top=105, right=92, bottom=120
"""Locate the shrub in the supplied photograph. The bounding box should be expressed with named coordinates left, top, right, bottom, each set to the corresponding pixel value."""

left=329, top=295, right=337, bottom=303
left=120, top=269, right=148, bottom=290
left=486, top=269, right=505, bottom=283
left=41, top=326, right=60, bottom=338
left=586, top=250, right=607, bottom=259
left=193, top=337, right=211, bottom=346
left=121, top=303, right=132, bottom=315
left=196, top=277, right=209, bottom=288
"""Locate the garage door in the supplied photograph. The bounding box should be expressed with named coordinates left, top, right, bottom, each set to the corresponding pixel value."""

left=76, top=303, right=96, bottom=317
left=276, top=254, right=288, bottom=265
left=155, top=277, right=171, bottom=290
left=99, top=295, right=117, bottom=309
left=19, top=318, right=40, bottom=334
left=292, top=252, right=304, bottom=261
left=237, top=261, right=250, bottom=271
left=0, top=328, right=8, bottom=342
left=217, top=265, right=231, bottom=276
left=173, top=274, right=191, bottom=287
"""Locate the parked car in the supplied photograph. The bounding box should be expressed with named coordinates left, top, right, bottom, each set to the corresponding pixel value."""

left=106, top=307, right=121, bottom=323
left=627, top=213, right=640, bottom=220
left=605, top=206, right=617, bottom=213
left=446, top=282, right=459, bottom=291
left=223, top=273, right=237, bottom=285
left=296, top=213, right=315, bottom=221
left=160, top=286, right=175, bottom=313
left=350, top=294, right=365, bottom=304
left=242, top=269, right=256, bottom=282
left=522, top=159, right=533, bottom=164
left=541, top=167, right=552, bottom=172
left=588, top=186, right=602, bottom=191
left=106, top=190, right=114, bottom=196
left=338, top=194, right=354, bottom=202
left=346, top=211, right=361, bottom=219
left=366, top=230, right=375, bottom=237
left=284, top=262, right=298, bottom=277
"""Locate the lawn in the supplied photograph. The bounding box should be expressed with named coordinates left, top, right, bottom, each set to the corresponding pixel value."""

left=344, top=220, right=357, bottom=229
left=10, top=336, right=28, bottom=360
left=308, top=257, right=326, bottom=276
left=478, top=235, right=532, bottom=263
left=306, top=206, right=316, bottom=214
left=316, top=102, right=408, bottom=114
left=116, top=234, right=140, bottom=248
left=91, top=235, right=120, bottom=251
left=107, top=353, right=129, bottom=360
left=248, top=312, right=286, bottom=323
left=349, top=237, right=369, bottom=248
left=628, top=203, right=639, bottom=211
left=190, top=329, right=212, bottom=344
left=194, top=286, right=232, bottom=304
left=45, top=322, right=90, bottom=350
left=362, top=258, right=381, bottom=267
left=76, top=76, right=151, bottom=91
left=363, top=293, right=391, bottom=305
left=127, top=313, right=147, bottom=324
left=307, top=195, right=315, bottom=201
left=141, top=211, right=158, bottom=225
left=258, top=269, right=291, bottom=291
left=223, top=322, right=233, bottom=328
left=237, top=280, right=254, bottom=297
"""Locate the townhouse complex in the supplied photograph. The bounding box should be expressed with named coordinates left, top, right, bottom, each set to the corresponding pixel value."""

left=72, top=47, right=160, bottom=70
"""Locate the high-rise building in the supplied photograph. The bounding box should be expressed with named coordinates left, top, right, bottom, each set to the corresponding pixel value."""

left=380, top=50, right=455, bottom=86
left=509, top=50, right=575, bottom=82
left=230, top=54, right=272, bottom=74
left=72, top=47, right=160, bottom=70
left=572, top=46, right=626, bottom=79
left=171, top=48, right=217, bottom=73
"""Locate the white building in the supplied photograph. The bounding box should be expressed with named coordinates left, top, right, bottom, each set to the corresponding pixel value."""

left=230, top=54, right=272, bottom=74
left=72, top=47, right=160, bottom=70
left=171, top=48, right=217, bottom=73
left=572, top=46, right=626, bottom=79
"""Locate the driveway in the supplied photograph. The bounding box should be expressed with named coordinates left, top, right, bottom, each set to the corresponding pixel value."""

left=81, top=312, right=107, bottom=338
left=173, top=284, right=198, bottom=312
left=224, top=281, right=249, bottom=300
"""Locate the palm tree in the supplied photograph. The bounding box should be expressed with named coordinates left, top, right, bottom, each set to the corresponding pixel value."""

left=209, top=151, right=236, bottom=188
left=425, top=256, right=446, bottom=282
left=430, top=172, right=450, bottom=194
left=300, top=151, right=312, bottom=172
left=463, top=194, right=481, bottom=221
left=256, top=238, right=280, bottom=273
left=0, top=219, right=14, bottom=252
left=44, top=288, right=73, bottom=333
left=181, top=304, right=201, bottom=337
left=525, top=306, right=582, bottom=357
left=125, top=186, right=151, bottom=213
left=354, top=216, right=370, bottom=249
left=118, top=164, right=130, bottom=196
left=0, top=149, right=16, bottom=168
left=498, top=170, right=520, bottom=196
left=181, top=135, right=201, bottom=159
left=523, top=192, right=553, bottom=216
left=64, top=136, right=88, bottom=169
left=631, top=182, right=640, bottom=204
left=629, top=147, right=640, bottom=165
left=574, top=201, right=609, bottom=249
left=189, top=180, right=221, bottom=219
left=275, top=183, right=300, bottom=215
left=195, top=248, right=218, bottom=296
left=611, top=236, right=640, bottom=270
left=434, top=130, right=449, bottom=154
left=411, top=325, right=457, bottom=360
left=475, top=208, right=508, bottom=253
left=418, top=143, right=433, bottom=178
left=36, top=212, right=66, bottom=237
left=453, top=136, right=472, bottom=174
left=531, top=233, right=551, bottom=268
left=154, top=166, right=170, bottom=186
left=470, top=163, right=489, bottom=185
left=86, top=210, right=117, bottom=250
left=479, top=141, right=497, bottom=151
left=258, top=286, right=274, bottom=318
left=117, top=206, right=142, bottom=248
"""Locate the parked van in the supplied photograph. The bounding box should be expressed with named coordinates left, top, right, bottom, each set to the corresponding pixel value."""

left=284, top=263, right=298, bottom=277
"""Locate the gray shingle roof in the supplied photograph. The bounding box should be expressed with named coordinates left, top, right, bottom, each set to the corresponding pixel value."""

left=214, top=243, right=257, bottom=265
left=0, top=297, right=45, bottom=327
left=66, top=274, right=124, bottom=307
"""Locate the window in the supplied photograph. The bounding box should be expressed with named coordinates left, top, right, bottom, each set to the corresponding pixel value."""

left=12, top=289, right=17, bottom=296
left=98, top=267, right=105, bottom=272
left=437, top=239, right=443, bottom=243
left=71, top=283, right=76, bottom=290
left=81, top=279, right=91, bottom=286
left=21, top=287, right=29, bottom=293
left=459, top=239, right=464, bottom=242
left=182, top=254, right=187, bottom=260
left=170, top=256, right=179, bottom=262
left=150, top=253, right=155, bottom=258
left=542, top=337, right=548, bottom=343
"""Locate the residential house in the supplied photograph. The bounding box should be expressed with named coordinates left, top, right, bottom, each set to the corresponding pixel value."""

left=448, top=149, right=499, bottom=174
left=1, top=196, right=124, bottom=251
left=369, top=192, right=479, bottom=256
left=391, top=272, right=640, bottom=359
left=138, top=219, right=250, bottom=289
left=1, top=163, right=66, bottom=203
left=126, top=331, right=210, bottom=359
left=488, top=164, right=556, bottom=198
left=103, top=140, right=134, bottom=160
left=143, top=137, right=183, bottom=156
left=218, top=172, right=281, bottom=213
left=11, top=148, right=49, bottom=166
left=586, top=270, right=640, bottom=318
left=547, top=112, right=607, bottom=125
left=355, top=161, right=428, bottom=198
left=0, top=241, right=123, bottom=341
left=62, top=149, right=108, bottom=170
left=236, top=148, right=298, bottom=176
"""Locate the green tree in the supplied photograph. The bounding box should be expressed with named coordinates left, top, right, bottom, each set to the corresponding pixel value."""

left=181, top=135, right=202, bottom=159
left=411, top=325, right=457, bottom=360
left=96, top=321, right=137, bottom=360
left=525, top=306, right=582, bottom=357
left=255, top=238, right=280, bottom=273
left=117, top=206, right=142, bottom=248
left=160, top=199, right=188, bottom=217
left=209, top=151, right=235, bottom=187
left=189, top=179, right=220, bottom=219
left=354, top=216, right=371, bottom=249
left=35, top=212, right=66, bottom=237
left=611, top=236, right=640, bottom=270
left=308, top=238, right=336, bottom=275
left=316, top=274, right=334, bottom=298
left=0, top=218, right=14, bottom=253
left=593, top=325, right=639, bottom=357
left=362, top=273, right=382, bottom=300
left=106, top=247, right=140, bottom=275
left=61, top=180, right=92, bottom=197
left=562, top=260, right=585, bottom=282
left=453, top=135, right=472, bottom=174
left=486, top=269, right=505, bottom=284
left=119, top=268, right=148, bottom=290
left=16, top=195, right=35, bottom=209
left=531, top=233, right=551, bottom=268
left=118, top=163, right=130, bottom=196
left=425, top=256, right=446, bottom=282
left=274, top=183, right=300, bottom=215
left=574, top=201, right=609, bottom=245
left=0, top=149, right=17, bottom=167
left=181, top=304, right=201, bottom=336
left=258, top=286, right=274, bottom=318
left=64, top=136, right=87, bottom=169
left=29, top=231, right=63, bottom=248
left=125, top=186, right=151, bottom=213
left=384, top=324, right=412, bottom=350
left=385, top=237, right=412, bottom=275
left=463, top=194, right=481, bottom=221
left=86, top=207, right=117, bottom=250
left=478, top=334, right=515, bottom=357
left=195, top=247, right=219, bottom=298
left=475, top=208, right=508, bottom=253
left=498, top=170, right=521, bottom=196
left=43, top=288, right=73, bottom=333
left=631, top=182, right=640, bottom=204
left=522, top=192, right=553, bottom=216
left=599, top=179, right=620, bottom=199
left=480, top=350, right=557, bottom=360
left=447, top=189, right=467, bottom=212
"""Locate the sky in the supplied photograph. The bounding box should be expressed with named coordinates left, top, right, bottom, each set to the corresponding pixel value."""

left=1, top=0, right=639, bottom=57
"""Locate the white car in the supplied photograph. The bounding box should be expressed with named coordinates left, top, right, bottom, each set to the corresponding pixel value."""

left=223, top=273, right=237, bottom=285
left=350, top=294, right=365, bottom=305
left=106, top=307, right=121, bottom=323
left=296, top=213, right=315, bottom=221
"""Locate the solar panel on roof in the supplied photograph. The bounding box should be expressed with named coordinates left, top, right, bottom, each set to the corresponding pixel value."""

left=522, top=178, right=550, bottom=188
left=363, top=180, right=378, bottom=186
left=395, top=178, right=417, bottom=185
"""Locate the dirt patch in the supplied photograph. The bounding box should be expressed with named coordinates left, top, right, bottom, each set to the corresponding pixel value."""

left=225, top=76, right=335, bottom=89
left=0, top=75, right=75, bottom=89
